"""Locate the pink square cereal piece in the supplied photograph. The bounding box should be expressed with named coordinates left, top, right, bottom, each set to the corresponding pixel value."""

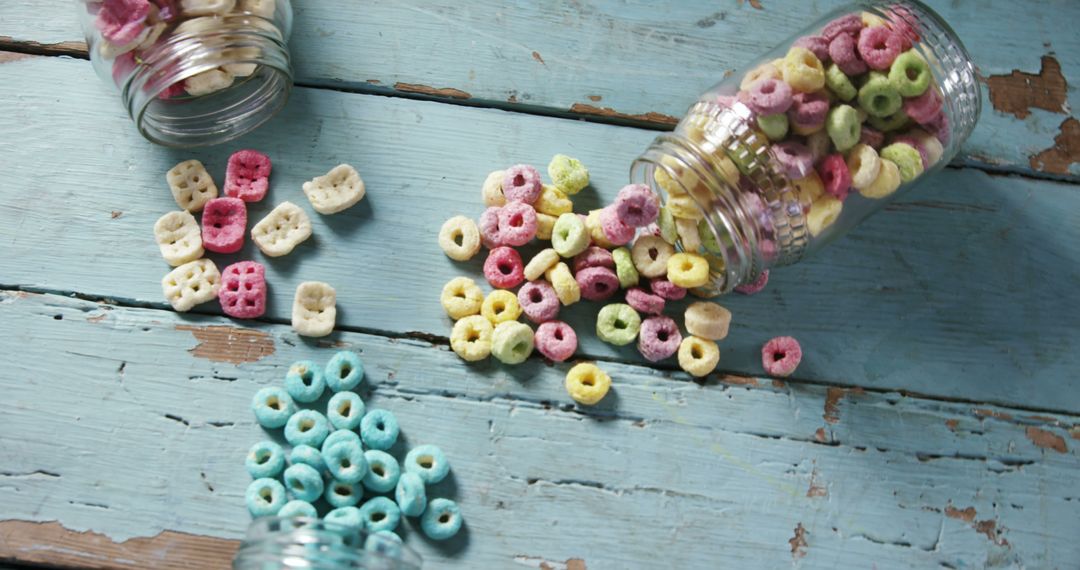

left=224, top=150, right=272, bottom=202
left=95, top=0, right=151, bottom=45
left=201, top=197, right=247, bottom=253
left=219, top=261, right=267, bottom=319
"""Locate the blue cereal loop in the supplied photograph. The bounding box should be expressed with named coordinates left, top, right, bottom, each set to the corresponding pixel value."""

left=325, top=506, right=363, bottom=530
left=362, top=450, right=400, bottom=493
left=324, top=480, right=363, bottom=508
left=288, top=444, right=325, bottom=473
left=245, top=478, right=286, bottom=517
left=360, top=409, right=399, bottom=451
left=404, top=444, right=449, bottom=484
left=325, top=351, right=364, bottom=392
left=364, top=530, right=403, bottom=558
left=278, top=500, right=317, bottom=518
left=251, top=387, right=295, bottom=429
left=284, top=360, right=326, bottom=403
left=327, top=391, right=365, bottom=431
left=324, top=439, right=368, bottom=485
left=395, top=472, right=427, bottom=517
left=283, top=463, right=324, bottom=503
left=420, top=498, right=462, bottom=541
left=320, top=429, right=361, bottom=454
left=359, top=496, right=401, bottom=533
left=245, top=440, right=285, bottom=479
left=284, top=410, right=330, bottom=448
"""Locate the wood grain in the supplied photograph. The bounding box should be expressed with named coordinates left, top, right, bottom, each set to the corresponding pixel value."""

left=0, top=1, right=1077, bottom=178
left=1, top=55, right=1078, bottom=412
left=2, top=291, right=1079, bottom=569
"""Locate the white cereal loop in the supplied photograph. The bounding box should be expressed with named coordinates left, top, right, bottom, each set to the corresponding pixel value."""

left=154, top=211, right=204, bottom=266
left=184, top=68, right=235, bottom=97
left=481, top=170, right=507, bottom=207
left=167, top=160, right=219, bottom=212
left=180, top=0, right=237, bottom=16
left=174, top=16, right=225, bottom=36
left=303, top=164, right=366, bottom=215
left=239, top=0, right=276, bottom=17
left=292, top=281, right=337, bottom=337
left=251, top=201, right=312, bottom=257
left=438, top=216, right=481, bottom=261
left=162, top=259, right=221, bottom=312
left=222, top=47, right=260, bottom=77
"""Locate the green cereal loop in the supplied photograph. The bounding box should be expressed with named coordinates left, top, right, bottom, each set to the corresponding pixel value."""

left=880, top=143, right=925, bottom=182
left=867, top=108, right=910, bottom=132
left=857, top=72, right=903, bottom=118
left=756, top=113, right=789, bottom=141
left=888, top=50, right=931, bottom=97
left=491, top=321, right=535, bottom=364
left=547, top=154, right=590, bottom=195
left=657, top=206, right=678, bottom=245
left=824, top=63, right=857, bottom=101
left=551, top=212, right=589, bottom=257
left=697, top=219, right=722, bottom=254
left=596, top=303, right=641, bottom=346
left=826, top=104, right=861, bottom=153
left=612, top=247, right=639, bottom=288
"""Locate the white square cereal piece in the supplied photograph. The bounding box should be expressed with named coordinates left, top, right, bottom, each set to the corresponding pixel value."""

left=154, top=210, right=204, bottom=266
left=184, top=68, right=235, bottom=97
left=167, top=159, right=219, bottom=212
left=162, top=259, right=221, bottom=312
left=250, top=201, right=312, bottom=257
left=292, top=281, right=336, bottom=337
left=302, top=164, right=366, bottom=215
left=180, top=0, right=237, bottom=16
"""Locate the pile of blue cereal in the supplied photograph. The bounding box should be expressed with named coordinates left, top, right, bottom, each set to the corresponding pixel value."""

left=245, top=350, right=462, bottom=542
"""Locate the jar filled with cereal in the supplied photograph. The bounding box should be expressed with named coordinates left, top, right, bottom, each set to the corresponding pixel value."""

left=233, top=517, right=423, bottom=569
left=630, top=0, right=980, bottom=296
left=75, top=0, right=293, bottom=147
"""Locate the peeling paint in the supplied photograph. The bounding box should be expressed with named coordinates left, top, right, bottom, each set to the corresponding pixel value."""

left=974, top=408, right=1013, bottom=421
left=945, top=505, right=977, bottom=523
left=975, top=519, right=1009, bottom=547
left=1071, top=426, right=1080, bottom=441
left=789, top=523, right=808, bottom=558
left=721, top=374, right=758, bottom=387
left=806, top=466, right=827, bottom=498
left=0, top=51, right=33, bottom=64
left=587, top=95, right=602, bottom=102
left=0, top=520, right=236, bottom=569
left=738, top=0, right=764, bottom=9
left=176, top=325, right=275, bottom=364
left=985, top=55, right=1068, bottom=119
left=1025, top=426, right=1067, bottom=453
left=813, top=427, right=827, bottom=442
left=513, top=555, right=588, bottom=569
left=568, top=103, right=679, bottom=126
left=393, top=82, right=472, bottom=99
left=945, top=419, right=959, bottom=431
left=823, top=387, right=862, bottom=424
left=531, top=51, right=546, bottom=65
left=1029, top=117, right=1080, bottom=175
left=110, top=211, right=123, bottom=219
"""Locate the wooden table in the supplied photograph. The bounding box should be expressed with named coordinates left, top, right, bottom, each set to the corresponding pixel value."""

left=1, top=2, right=1078, bottom=568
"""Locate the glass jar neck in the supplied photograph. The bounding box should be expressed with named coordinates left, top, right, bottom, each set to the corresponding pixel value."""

left=122, top=14, right=293, bottom=147
left=233, top=517, right=422, bottom=570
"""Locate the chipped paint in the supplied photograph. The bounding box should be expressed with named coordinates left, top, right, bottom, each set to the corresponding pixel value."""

left=531, top=51, right=546, bottom=65
left=176, top=325, right=275, bottom=364
left=806, top=465, right=827, bottom=498
left=393, top=82, right=472, bottom=99
left=975, top=519, right=1009, bottom=546
left=813, top=427, right=827, bottom=442
left=0, top=51, right=32, bottom=64
left=823, top=387, right=863, bottom=424
left=587, top=95, right=602, bottom=102
left=945, top=419, right=959, bottom=431
left=513, top=555, right=588, bottom=569
left=738, top=0, right=764, bottom=9
left=721, top=374, right=758, bottom=387
left=1029, top=117, right=1079, bottom=175
left=110, top=211, right=123, bottom=219
left=945, top=505, right=977, bottom=523
left=1071, top=426, right=1080, bottom=441
left=1025, top=426, right=1067, bottom=453
left=974, top=408, right=1013, bottom=421
left=789, top=523, right=808, bottom=558
left=0, top=520, right=236, bottom=569
left=985, top=56, right=1068, bottom=119
left=568, top=103, right=679, bottom=126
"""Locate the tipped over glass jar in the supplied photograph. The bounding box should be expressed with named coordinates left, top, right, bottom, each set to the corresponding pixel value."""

left=76, top=0, right=294, bottom=147
left=630, top=0, right=979, bottom=296
left=232, top=517, right=423, bottom=570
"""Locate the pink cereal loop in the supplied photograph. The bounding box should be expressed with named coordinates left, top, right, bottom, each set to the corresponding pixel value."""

left=576, top=266, right=620, bottom=302
left=498, top=201, right=538, bottom=247
left=638, top=315, right=682, bottom=363
left=793, top=35, right=830, bottom=64
left=534, top=321, right=578, bottom=362
left=518, top=280, right=560, bottom=323
left=478, top=206, right=503, bottom=249
left=762, top=336, right=803, bottom=377
left=599, top=206, right=635, bottom=246
left=483, top=246, right=525, bottom=289
left=828, top=33, right=868, bottom=77
left=502, top=164, right=543, bottom=204
left=96, top=0, right=151, bottom=45
left=649, top=277, right=686, bottom=301
left=822, top=14, right=863, bottom=41
left=625, top=287, right=665, bottom=315
left=735, top=269, right=770, bottom=295
left=857, top=26, right=903, bottom=71
left=573, top=246, right=615, bottom=273
left=819, top=154, right=852, bottom=200
left=614, top=184, right=660, bottom=228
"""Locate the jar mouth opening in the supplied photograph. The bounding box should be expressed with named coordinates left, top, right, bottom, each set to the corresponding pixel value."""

left=234, top=516, right=423, bottom=569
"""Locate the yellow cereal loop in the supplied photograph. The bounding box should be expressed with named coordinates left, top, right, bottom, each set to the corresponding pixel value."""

left=565, top=363, right=612, bottom=405
left=675, top=217, right=702, bottom=253
left=782, top=46, right=825, bottom=93
left=667, top=253, right=710, bottom=288
left=524, top=248, right=560, bottom=282
left=654, top=155, right=699, bottom=197
left=450, top=315, right=494, bottom=362
left=861, top=11, right=889, bottom=27
left=678, top=336, right=720, bottom=378
left=712, top=155, right=740, bottom=185
left=438, top=215, right=481, bottom=261
left=859, top=158, right=902, bottom=199
left=534, top=184, right=573, bottom=216
left=845, top=144, right=882, bottom=191
left=440, top=277, right=484, bottom=320
left=740, top=61, right=782, bottom=91
left=666, top=194, right=704, bottom=221
left=482, top=170, right=507, bottom=207
left=585, top=210, right=615, bottom=249
left=545, top=262, right=581, bottom=306
left=791, top=121, right=824, bottom=136
left=806, top=195, right=843, bottom=237
left=536, top=212, right=556, bottom=240
left=481, top=290, right=522, bottom=325
left=680, top=113, right=711, bottom=144
left=792, top=171, right=825, bottom=211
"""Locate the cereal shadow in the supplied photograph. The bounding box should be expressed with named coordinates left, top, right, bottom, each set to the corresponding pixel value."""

left=425, top=468, right=459, bottom=501
left=408, top=516, right=469, bottom=556
left=320, top=198, right=373, bottom=237
left=260, top=233, right=317, bottom=278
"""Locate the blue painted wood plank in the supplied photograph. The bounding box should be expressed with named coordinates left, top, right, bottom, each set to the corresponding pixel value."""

left=0, top=55, right=1078, bottom=412
left=1, top=291, right=1078, bottom=569
left=0, top=1, right=1076, bottom=178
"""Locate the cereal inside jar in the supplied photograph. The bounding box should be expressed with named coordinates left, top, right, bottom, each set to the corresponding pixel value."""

left=75, top=0, right=294, bottom=147
left=630, top=0, right=979, bottom=296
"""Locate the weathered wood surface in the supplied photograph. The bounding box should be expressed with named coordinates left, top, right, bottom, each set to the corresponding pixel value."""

left=2, top=291, right=1079, bottom=569
left=1, top=54, right=1079, bottom=413
left=0, top=1, right=1076, bottom=179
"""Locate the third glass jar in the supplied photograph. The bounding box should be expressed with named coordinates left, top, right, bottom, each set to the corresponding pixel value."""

left=631, top=0, right=980, bottom=296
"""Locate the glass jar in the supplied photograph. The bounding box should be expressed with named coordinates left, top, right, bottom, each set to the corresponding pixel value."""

left=630, top=0, right=979, bottom=296
left=233, top=517, right=423, bottom=570
left=75, top=0, right=294, bottom=147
